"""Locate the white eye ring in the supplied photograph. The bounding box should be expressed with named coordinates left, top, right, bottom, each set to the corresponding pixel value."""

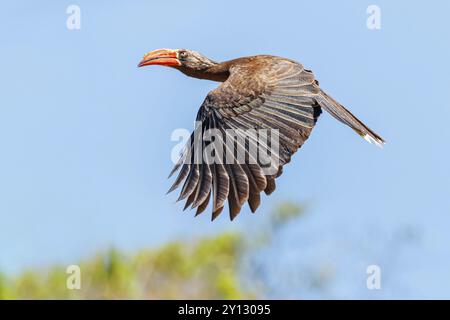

left=179, top=51, right=188, bottom=58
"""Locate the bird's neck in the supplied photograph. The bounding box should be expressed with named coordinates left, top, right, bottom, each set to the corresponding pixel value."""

left=176, top=62, right=231, bottom=82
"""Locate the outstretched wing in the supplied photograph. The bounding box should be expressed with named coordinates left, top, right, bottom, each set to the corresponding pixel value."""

left=168, top=57, right=322, bottom=220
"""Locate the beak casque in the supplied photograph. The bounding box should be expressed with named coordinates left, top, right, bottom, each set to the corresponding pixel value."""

left=138, top=48, right=181, bottom=67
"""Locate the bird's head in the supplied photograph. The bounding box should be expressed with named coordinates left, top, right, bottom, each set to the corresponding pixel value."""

left=138, top=48, right=219, bottom=78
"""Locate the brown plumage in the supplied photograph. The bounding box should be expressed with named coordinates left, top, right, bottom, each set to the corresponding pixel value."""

left=139, top=49, right=385, bottom=221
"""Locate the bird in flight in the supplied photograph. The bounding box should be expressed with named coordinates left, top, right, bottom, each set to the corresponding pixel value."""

left=138, top=49, right=384, bottom=221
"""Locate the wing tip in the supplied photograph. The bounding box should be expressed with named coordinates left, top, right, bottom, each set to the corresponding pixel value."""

left=211, top=206, right=224, bottom=221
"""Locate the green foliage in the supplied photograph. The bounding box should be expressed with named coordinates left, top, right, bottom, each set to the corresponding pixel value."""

left=0, top=233, right=246, bottom=299
left=271, top=201, right=305, bottom=226
left=0, top=203, right=305, bottom=299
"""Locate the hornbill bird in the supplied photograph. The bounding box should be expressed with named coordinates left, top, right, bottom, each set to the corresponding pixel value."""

left=138, top=49, right=385, bottom=221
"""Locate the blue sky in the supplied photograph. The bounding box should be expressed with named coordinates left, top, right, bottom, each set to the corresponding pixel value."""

left=1, top=1, right=449, bottom=298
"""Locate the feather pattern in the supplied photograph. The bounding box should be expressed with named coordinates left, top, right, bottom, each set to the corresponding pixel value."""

left=168, top=56, right=324, bottom=220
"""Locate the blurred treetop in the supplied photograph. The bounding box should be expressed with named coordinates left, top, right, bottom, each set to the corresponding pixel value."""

left=0, top=201, right=304, bottom=300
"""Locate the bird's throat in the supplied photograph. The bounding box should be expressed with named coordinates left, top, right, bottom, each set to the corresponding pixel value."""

left=175, top=63, right=230, bottom=82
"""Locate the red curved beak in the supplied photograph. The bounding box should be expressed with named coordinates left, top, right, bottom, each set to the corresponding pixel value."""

left=138, top=49, right=181, bottom=67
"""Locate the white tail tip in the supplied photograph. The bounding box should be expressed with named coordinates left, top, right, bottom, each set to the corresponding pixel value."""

left=363, top=134, right=385, bottom=148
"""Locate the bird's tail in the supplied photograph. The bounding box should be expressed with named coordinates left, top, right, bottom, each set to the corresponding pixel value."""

left=316, top=90, right=385, bottom=147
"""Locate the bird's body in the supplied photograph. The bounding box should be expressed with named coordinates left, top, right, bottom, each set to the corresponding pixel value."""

left=139, top=49, right=385, bottom=220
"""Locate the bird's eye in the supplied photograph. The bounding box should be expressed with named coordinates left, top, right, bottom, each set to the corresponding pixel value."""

left=179, top=51, right=188, bottom=59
